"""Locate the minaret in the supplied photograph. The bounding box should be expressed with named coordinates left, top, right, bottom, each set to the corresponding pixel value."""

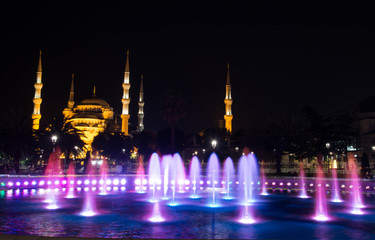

left=32, top=50, right=43, bottom=131
left=68, top=73, right=75, bottom=108
left=137, top=74, right=145, bottom=132
left=224, top=63, right=233, bottom=133
left=121, top=49, right=131, bottom=135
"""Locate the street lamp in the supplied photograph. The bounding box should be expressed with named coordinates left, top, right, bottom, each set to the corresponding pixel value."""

left=211, top=140, right=217, bottom=151
left=51, top=135, right=57, bottom=152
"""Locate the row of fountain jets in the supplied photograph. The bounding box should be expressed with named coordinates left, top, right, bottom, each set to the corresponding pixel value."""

left=43, top=151, right=365, bottom=223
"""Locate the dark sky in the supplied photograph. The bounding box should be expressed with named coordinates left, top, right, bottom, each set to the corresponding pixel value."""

left=2, top=2, right=375, bottom=134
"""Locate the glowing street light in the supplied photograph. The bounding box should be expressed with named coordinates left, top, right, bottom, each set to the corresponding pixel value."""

left=211, top=140, right=217, bottom=150
left=51, top=135, right=58, bottom=152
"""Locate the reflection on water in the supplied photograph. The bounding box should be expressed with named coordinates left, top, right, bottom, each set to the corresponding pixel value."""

left=0, top=189, right=374, bottom=239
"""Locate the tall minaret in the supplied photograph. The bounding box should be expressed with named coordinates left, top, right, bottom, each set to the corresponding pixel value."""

left=121, top=49, right=131, bottom=135
left=137, top=74, right=145, bottom=132
left=68, top=73, right=75, bottom=108
left=32, top=50, right=43, bottom=131
left=224, top=63, right=233, bottom=133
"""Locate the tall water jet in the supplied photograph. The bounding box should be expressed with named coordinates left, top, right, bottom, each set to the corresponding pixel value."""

left=260, top=164, right=269, bottom=196
left=238, top=154, right=257, bottom=223
left=136, top=156, right=145, bottom=193
left=45, top=149, right=61, bottom=209
left=223, top=157, right=234, bottom=199
left=189, top=156, right=201, bottom=198
left=298, top=162, right=309, bottom=198
left=161, top=155, right=173, bottom=199
left=149, top=202, right=164, bottom=222
left=313, top=166, right=329, bottom=221
left=66, top=161, right=76, bottom=199
left=348, top=154, right=365, bottom=214
left=99, top=159, right=109, bottom=195
left=148, top=153, right=161, bottom=202
left=173, top=153, right=186, bottom=193
left=207, top=153, right=220, bottom=207
left=80, top=159, right=97, bottom=217
left=330, top=168, right=342, bottom=202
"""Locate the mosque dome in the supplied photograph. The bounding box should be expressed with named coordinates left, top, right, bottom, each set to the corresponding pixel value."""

left=77, top=97, right=110, bottom=107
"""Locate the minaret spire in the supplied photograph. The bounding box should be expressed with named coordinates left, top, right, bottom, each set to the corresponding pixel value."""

left=68, top=73, right=75, bottom=108
left=137, top=74, right=145, bottom=132
left=32, top=50, right=43, bottom=131
left=121, top=49, right=131, bottom=135
left=224, top=62, right=233, bottom=133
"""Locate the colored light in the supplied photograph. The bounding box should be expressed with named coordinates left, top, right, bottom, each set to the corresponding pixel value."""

left=1, top=182, right=5, bottom=187
left=16, top=182, right=21, bottom=186
left=135, top=179, right=140, bottom=185
left=8, top=182, right=13, bottom=187
left=24, top=181, right=29, bottom=186
left=199, top=180, right=204, bottom=185
left=106, top=179, right=112, bottom=185
left=54, top=180, right=60, bottom=185
left=31, top=181, right=37, bottom=185
left=47, top=181, right=52, bottom=185
left=62, top=180, right=67, bottom=185
left=77, top=180, right=82, bottom=185
left=91, top=180, right=97, bottom=185
left=121, top=179, right=126, bottom=185
left=113, top=179, right=119, bottom=185
left=84, top=180, right=90, bottom=185
left=39, top=181, right=45, bottom=186
left=184, top=180, right=190, bottom=185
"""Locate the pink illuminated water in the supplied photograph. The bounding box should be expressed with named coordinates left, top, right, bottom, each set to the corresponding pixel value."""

left=348, top=155, right=365, bottom=214
left=299, top=163, right=309, bottom=198
left=99, top=159, right=109, bottom=195
left=223, top=157, right=234, bottom=199
left=189, top=156, right=201, bottom=198
left=80, top=160, right=97, bottom=216
left=66, top=162, right=76, bottom=198
left=330, top=168, right=342, bottom=203
left=44, top=148, right=62, bottom=209
left=149, top=202, right=164, bottom=222
left=136, top=156, right=145, bottom=193
left=313, top=166, right=329, bottom=221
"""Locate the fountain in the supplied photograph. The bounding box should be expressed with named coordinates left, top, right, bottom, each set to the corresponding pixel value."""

left=313, top=166, right=329, bottom=221
left=80, top=159, right=97, bottom=217
left=348, top=154, right=365, bottom=214
left=223, top=157, right=234, bottom=199
left=298, top=162, right=309, bottom=198
left=189, top=156, right=201, bottom=198
left=260, top=163, right=268, bottom=196
left=99, top=158, right=109, bottom=195
left=207, top=153, right=220, bottom=207
left=66, top=161, right=76, bottom=199
left=136, top=156, right=145, bottom=193
left=148, top=153, right=161, bottom=202
left=161, top=155, right=173, bottom=199
left=330, top=168, right=342, bottom=202
left=44, top=148, right=62, bottom=209
left=173, top=153, right=186, bottom=193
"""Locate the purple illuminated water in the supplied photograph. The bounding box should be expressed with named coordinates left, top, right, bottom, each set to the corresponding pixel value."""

left=207, top=153, right=220, bottom=207
left=330, top=168, right=342, bottom=203
left=348, top=155, right=365, bottom=214
left=80, top=160, right=97, bottom=217
left=299, top=163, right=309, bottom=198
left=313, top=166, right=329, bottom=221
left=148, top=153, right=161, bottom=202
left=99, top=159, right=109, bottom=195
left=66, top=161, right=76, bottom=199
left=161, top=155, right=172, bottom=200
left=223, top=157, right=234, bottom=199
left=136, top=156, right=145, bottom=193
left=260, top=165, right=268, bottom=196
left=189, top=156, right=201, bottom=198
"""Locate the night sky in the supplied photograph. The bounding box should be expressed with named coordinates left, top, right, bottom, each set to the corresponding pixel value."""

left=2, top=2, right=375, bottom=134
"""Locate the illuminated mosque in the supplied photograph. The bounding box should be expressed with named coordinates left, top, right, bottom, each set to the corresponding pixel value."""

left=31, top=50, right=232, bottom=152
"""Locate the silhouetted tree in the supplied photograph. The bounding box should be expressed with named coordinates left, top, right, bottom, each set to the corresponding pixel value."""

left=161, top=90, right=186, bottom=153
left=0, top=110, right=35, bottom=173
left=155, top=128, right=185, bottom=155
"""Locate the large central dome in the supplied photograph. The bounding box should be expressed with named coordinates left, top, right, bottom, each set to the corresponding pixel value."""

left=78, top=97, right=110, bottom=107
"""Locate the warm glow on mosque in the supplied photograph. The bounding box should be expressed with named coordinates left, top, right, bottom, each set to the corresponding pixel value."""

left=31, top=49, right=233, bottom=151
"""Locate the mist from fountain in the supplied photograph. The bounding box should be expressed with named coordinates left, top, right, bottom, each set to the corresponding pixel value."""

left=161, top=155, right=173, bottom=199
left=260, top=164, right=269, bottom=196
left=330, top=168, right=342, bottom=203
left=136, top=156, right=145, bottom=193
left=66, top=161, right=76, bottom=199
left=298, top=162, right=309, bottom=198
left=348, top=155, right=365, bottom=214
left=313, top=166, right=329, bottom=221
left=80, top=160, right=97, bottom=217
left=223, top=157, right=235, bottom=199
left=148, top=153, right=161, bottom=202
left=98, top=159, right=108, bottom=195
left=207, top=153, right=220, bottom=207
left=189, top=156, right=201, bottom=198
